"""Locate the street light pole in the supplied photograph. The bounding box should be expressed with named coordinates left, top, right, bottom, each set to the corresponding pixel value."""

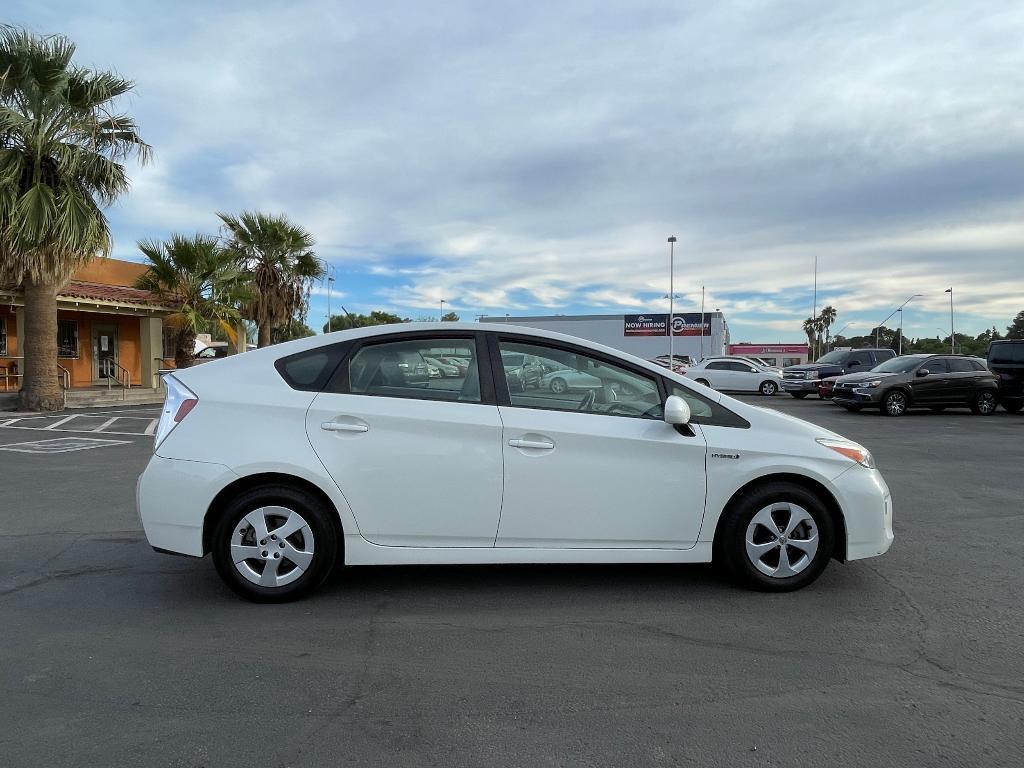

left=812, top=255, right=817, bottom=359
left=327, top=272, right=334, bottom=333
left=875, top=294, right=922, bottom=351
left=945, top=287, right=954, bottom=353
left=667, top=236, right=677, bottom=364
left=699, top=286, right=705, bottom=360
left=439, top=298, right=445, bottom=321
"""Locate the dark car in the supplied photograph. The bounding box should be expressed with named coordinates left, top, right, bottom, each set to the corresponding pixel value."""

left=987, top=339, right=1024, bottom=413
left=782, top=348, right=896, bottom=398
left=831, top=354, right=998, bottom=416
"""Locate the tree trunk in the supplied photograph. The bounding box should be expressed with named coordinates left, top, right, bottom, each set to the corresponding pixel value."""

left=175, top=328, right=196, bottom=369
left=20, top=279, right=64, bottom=412
left=258, top=322, right=272, bottom=348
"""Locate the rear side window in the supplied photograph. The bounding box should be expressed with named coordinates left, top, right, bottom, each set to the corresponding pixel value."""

left=346, top=337, right=480, bottom=403
left=949, top=358, right=976, bottom=373
left=275, top=343, right=349, bottom=391
left=705, top=361, right=729, bottom=370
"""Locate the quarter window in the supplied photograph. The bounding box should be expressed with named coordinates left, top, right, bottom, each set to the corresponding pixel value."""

left=347, top=337, right=479, bottom=403
left=498, top=340, right=661, bottom=419
left=57, top=319, right=79, bottom=358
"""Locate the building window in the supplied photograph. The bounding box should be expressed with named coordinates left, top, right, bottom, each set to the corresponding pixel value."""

left=0, top=316, right=7, bottom=357
left=57, top=319, right=79, bottom=358
left=162, top=325, right=177, bottom=359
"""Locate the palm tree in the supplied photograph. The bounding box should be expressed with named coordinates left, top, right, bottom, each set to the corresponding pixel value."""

left=802, top=317, right=817, bottom=356
left=0, top=26, right=150, bottom=410
left=818, top=305, right=837, bottom=350
left=135, top=235, right=247, bottom=369
left=217, top=211, right=324, bottom=347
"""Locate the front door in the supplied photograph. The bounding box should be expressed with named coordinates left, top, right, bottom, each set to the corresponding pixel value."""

left=305, top=335, right=504, bottom=547
left=93, top=324, right=118, bottom=382
left=493, top=338, right=708, bottom=548
left=910, top=357, right=951, bottom=404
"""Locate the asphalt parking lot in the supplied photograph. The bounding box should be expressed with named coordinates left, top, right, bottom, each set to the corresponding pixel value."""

left=1, top=398, right=1022, bottom=767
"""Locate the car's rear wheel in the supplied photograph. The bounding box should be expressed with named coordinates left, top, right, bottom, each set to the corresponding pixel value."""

left=970, top=390, right=997, bottom=415
left=212, top=484, right=339, bottom=603
left=695, top=378, right=710, bottom=387
left=717, top=482, right=835, bottom=592
left=790, top=392, right=808, bottom=399
left=549, top=377, right=567, bottom=394
left=882, top=390, right=908, bottom=417
left=759, top=380, right=778, bottom=396
left=1003, top=400, right=1023, bottom=414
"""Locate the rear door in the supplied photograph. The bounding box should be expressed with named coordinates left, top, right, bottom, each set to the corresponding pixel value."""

left=947, top=357, right=982, bottom=402
left=306, top=333, right=504, bottom=547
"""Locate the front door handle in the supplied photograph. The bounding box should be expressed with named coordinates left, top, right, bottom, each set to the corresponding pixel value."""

left=508, top=438, right=554, bottom=450
left=321, top=421, right=369, bottom=433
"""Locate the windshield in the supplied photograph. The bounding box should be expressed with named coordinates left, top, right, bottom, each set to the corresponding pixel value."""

left=815, top=350, right=848, bottom=364
left=872, top=356, right=922, bottom=373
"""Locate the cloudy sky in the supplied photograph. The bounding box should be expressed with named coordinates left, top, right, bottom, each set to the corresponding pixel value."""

left=10, top=0, right=1024, bottom=341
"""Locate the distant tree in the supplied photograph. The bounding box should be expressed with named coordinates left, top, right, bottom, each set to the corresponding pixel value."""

left=802, top=318, right=817, bottom=354
left=441, top=311, right=460, bottom=322
left=271, top=320, right=316, bottom=344
left=818, top=306, right=837, bottom=349
left=322, top=309, right=406, bottom=334
left=1007, top=311, right=1024, bottom=340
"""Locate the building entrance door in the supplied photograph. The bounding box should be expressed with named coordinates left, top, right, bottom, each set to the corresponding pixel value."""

left=93, top=324, right=119, bottom=382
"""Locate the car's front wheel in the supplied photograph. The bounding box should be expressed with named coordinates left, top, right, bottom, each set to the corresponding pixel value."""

left=970, top=390, right=997, bottom=415
left=211, top=484, right=339, bottom=603
left=717, top=482, right=835, bottom=592
left=759, top=380, right=778, bottom=396
left=549, top=377, right=567, bottom=394
left=882, top=390, right=908, bottom=417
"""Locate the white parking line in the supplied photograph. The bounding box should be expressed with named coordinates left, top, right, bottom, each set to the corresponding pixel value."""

left=92, top=418, right=120, bottom=433
left=143, top=419, right=158, bottom=436
left=43, top=415, right=79, bottom=430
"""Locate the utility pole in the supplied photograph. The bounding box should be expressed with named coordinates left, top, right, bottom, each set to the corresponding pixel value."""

left=667, top=236, right=677, bottom=364
left=945, top=287, right=954, bottom=353
left=812, top=255, right=817, bottom=359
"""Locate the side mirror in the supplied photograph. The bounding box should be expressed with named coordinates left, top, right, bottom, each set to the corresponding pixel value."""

left=663, top=395, right=692, bottom=426
left=916, top=368, right=929, bottom=377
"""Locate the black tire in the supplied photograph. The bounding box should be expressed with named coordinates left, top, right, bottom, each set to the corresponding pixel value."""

left=841, top=404, right=862, bottom=412
left=549, top=377, right=567, bottom=394
left=882, top=389, right=909, bottom=417
left=211, top=484, right=340, bottom=603
left=970, top=389, right=997, bottom=416
left=1003, top=400, right=1023, bottom=414
left=929, top=406, right=946, bottom=413
left=695, top=378, right=710, bottom=387
left=759, top=380, right=778, bottom=396
left=716, top=482, right=835, bottom=592
left=790, top=392, right=808, bottom=399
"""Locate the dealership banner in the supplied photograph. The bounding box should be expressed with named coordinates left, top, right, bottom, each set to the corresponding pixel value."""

left=624, top=313, right=710, bottom=337
left=623, top=314, right=669, bottom=336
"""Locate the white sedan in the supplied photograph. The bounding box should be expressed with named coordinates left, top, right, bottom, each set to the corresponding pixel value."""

left=686, top=359, right=783, bottom=395
left=139, top=323, right=893, bottom=601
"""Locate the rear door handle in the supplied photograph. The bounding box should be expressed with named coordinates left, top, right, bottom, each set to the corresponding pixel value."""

left=321, top=421, right=369, bottom=433
left=508, top=438, right=554, bottom=450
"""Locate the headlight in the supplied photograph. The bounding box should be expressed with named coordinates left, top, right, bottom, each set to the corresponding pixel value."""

left=858, top=379, right=883, bottom=388
left=816, top=438, right=875, bottom=469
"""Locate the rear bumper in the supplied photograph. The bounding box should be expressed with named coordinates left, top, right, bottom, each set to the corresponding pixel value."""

left=137, top=455, right=237, bottom=557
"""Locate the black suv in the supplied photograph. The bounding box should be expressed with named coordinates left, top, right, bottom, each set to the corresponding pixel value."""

left=987, top=339, right=1024, bottom=413
left=831, top=354, right=998, bottom=416
left=782, top=348, right=896, bottom=399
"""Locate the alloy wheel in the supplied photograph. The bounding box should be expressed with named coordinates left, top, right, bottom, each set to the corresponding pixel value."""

left=885, top=391, right=907, bottom=416
left=230, top=506, right=315, bottom=588
left=976, top=391, right=996, bottom=415
left=744, top=503, right=819, bottom=578
left=760, top=381, right=777, bottom=396
left=550, top=378, right=567, bottom=394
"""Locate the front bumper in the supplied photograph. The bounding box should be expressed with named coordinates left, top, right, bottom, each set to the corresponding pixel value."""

left=137, top=455, right=238, bottom=557
left=832, top=465, right=894, bottom=561
left=832, top=386, right=884, bottom=405
left=782, top=379, right=819, bottom=393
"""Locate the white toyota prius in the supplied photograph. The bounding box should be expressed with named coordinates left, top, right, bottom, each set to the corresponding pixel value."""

left=138, top=323, right=893, bottom=602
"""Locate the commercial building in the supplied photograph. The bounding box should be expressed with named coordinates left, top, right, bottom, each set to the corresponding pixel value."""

left=728, top=343, right=810, bottom=367
left=479, top=312, right=729, bottom=362
left=1, top=258, right=177, bottom=395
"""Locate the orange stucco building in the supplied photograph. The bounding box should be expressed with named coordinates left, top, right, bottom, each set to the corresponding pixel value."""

left=1, top=258, right=177, bottom=392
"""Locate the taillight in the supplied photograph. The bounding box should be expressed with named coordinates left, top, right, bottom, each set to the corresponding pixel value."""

left=154, top=375, right=198, bottom=450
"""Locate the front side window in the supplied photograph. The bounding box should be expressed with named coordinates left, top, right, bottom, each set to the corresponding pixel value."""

left=498, top=340, right=661, bottom=418
left=57, top=319, right=79, bottom=358
left=347, top=337, right=479, bottom=403
left=848, top=352, right=873, bottom=367
left=922, top=358, right=949, bottom=374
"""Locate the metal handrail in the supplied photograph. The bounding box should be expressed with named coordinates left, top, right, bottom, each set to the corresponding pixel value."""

left=100, top=359, right=132, bottom=391
left=57, top=364, right=70, bottom=390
